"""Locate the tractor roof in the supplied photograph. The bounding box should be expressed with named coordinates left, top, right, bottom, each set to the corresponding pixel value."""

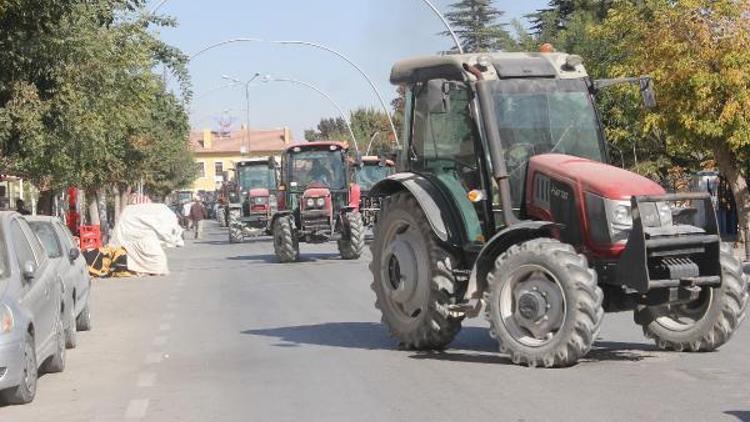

left=285, top=141, right=347, bottom=152
left=390, top=52, right=588, bottom=85
left=235, top=157, right=272, bottom=166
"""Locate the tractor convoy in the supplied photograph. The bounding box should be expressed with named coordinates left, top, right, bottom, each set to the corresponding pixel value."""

left=202, top=49, right=747, bottom=369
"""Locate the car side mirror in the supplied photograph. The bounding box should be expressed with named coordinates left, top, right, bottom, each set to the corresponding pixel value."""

left=22, top=261, right=36, bottom=281
left=69, top=247, right=81, bottom=262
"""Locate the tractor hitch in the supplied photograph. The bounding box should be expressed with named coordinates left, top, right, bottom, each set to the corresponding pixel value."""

left=615, top=192, right=721, bottom=294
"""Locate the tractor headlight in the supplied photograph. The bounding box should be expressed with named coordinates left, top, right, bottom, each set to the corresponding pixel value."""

left=306, top=198, right=315, bottom=208
left=316, top=197, right=326, bottom=207
left=0, top=304, right=14, bottom=334
left=639, top=201, right=673, bottom=228
left=254, top=196, right=267, bottom=205
left=586, top=193, right=632, bottom=244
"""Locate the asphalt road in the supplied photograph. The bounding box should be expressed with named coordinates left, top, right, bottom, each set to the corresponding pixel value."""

left=2, top=221, right=749, bottom=422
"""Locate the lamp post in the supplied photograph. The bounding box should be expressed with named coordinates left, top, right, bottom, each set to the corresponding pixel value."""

left=419, top=0, right=464, bottom=54
left=366, top=131, right=381, bottom=156
left=222, top=73, right=261, bottom=155
left=189, top=38, right=398, bottom=146
left=262, top=76, right=359, bottom=154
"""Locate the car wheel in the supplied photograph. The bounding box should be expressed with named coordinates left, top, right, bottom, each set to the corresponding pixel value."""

left=0, top=332, right=37, bottom=405
left=76, top=303, right=92, bottom=332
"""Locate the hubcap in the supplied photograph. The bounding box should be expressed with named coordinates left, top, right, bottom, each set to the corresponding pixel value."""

left=498, top=265, right=566, bottom=347
left=381, top=220, right=426, bottom=320
left=654, top=287, right=713, bottom=332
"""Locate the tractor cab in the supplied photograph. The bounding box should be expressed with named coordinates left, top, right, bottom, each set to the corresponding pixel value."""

left=354, top=156, right=395, bottom=227
left=368, top=51, right=747, bottom=368
left=227, top=157, right=279, bottom=243
left=272, top=142, right=364, bottom=262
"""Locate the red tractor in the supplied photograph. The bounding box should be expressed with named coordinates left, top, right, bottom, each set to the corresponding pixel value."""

left=226, top=157, right=278, bottom=243
left=272, top=142, right=365, bottom=262
left=369, top=51, right=749, bottom=367
left=353, top=156, right=395, bottom=228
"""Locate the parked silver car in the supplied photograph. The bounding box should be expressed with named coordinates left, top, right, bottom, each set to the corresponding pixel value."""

left=28, top=216, right=92, bottom=349
left=0, top=212, right=66, bottom=405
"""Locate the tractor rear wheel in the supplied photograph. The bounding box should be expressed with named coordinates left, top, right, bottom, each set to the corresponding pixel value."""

left=273, top=216, right=299, bottom=263
left=338, top=211, right=365, bottom=260
left=370, top=192, right=463, bottom=350
left=485, top=238, right=604, bottom=367
left=638, top=243, right=748, bottom=351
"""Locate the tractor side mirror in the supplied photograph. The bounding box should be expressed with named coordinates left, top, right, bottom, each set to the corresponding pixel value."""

left=425, top=79, right=450, bottom=114
left=69, top=247, right=81, bottom=262
left=355, top=151, right=363, bottom=168
left=640, top=77, right=657, bottom=109
left=267, top=157, right=276, bottom=169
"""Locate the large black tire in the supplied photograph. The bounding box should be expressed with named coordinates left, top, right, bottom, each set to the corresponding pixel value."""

left=217, top=206, right=227, bottom=227
left=338, top=211, right=365, bottom=260
left=273, top=216, right=299, bottom=263
left=485, top=238, right=604, bottom=367
left=638, top=243, right=749, bottom=351
left=370, top=192, right=463, bottom=350
left=65, top=303, right=77, bottom=349
left=0, top=332, right=37, bottom=404
left=228, top=224, right=243, bottom=244
left=76, top=302, right=92, bottom=332
left=43, top=313, right=66, bottom=374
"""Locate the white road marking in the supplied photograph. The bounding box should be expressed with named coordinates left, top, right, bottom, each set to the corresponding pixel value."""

left=166, top=302, right=177, bottom=309
left=137, top=372, right=156, bottom=387
left=145, top=353, right=163, bottom=364
left=125, top=398, right=149, bottom=419
left=162, top=312, right=175, bottom=321
left=159, top=323, right=171, bottom=331
left=168, top=295, right=178, bottom=302
left=153, top=336, right=168, bottom=346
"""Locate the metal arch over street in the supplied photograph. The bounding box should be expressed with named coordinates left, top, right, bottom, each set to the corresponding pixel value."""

left=188, top=38, right=399, bottom=147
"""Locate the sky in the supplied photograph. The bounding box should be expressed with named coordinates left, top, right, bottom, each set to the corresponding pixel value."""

left=152, top=0, right=549, bottom=139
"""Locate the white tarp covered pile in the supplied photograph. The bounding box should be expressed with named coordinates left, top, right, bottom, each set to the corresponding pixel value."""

left=109, top=203, right=184, bottom=275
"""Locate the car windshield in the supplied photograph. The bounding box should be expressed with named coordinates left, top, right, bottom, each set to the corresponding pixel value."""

left=289, top=149, right=346, bottom=190
left=487, top=78, right=605, bottom=209
left=29, top=221, right=63, bottom=258
left=237, top=164, right=276, bottom=191
left=356, top=164, right=393, bottom=190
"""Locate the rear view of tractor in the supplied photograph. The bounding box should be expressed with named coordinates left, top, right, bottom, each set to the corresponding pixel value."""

left=353, top=156, right=395, bottom=227
left=271, top=142, right=365, bottom=262
left=227, top=157, right=278, bottom=243
left=368, top=51, right=749, bottom=367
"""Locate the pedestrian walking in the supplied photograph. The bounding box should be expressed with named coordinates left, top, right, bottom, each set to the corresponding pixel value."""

left=15, top=198, right=31, bottom=215
left=181, top=200, right=193, bottom=229
left=189, top=196, right=206, bottom=239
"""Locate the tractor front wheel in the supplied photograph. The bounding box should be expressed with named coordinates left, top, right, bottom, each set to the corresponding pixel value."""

left=228, top=210, right=243, bottom=244
left=485, top=238, right=604, bottom=368
left=273, top=216, right=299, bottom=263
left=637, top=243, right=748, bottom=351
left=338, top=211, right=365, bottom=260
left=370, top=192, right=463, bottom=350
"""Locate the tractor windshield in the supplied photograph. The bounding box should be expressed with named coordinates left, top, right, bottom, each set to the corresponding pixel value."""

left=289, top=149, right=346, bottom=190
left=486, top=78, right=605, bottom=210
left=237, top=164, right=276, bottom=191
left=356, top=164, right=393, bottom=191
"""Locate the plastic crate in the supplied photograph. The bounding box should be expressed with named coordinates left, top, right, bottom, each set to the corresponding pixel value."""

left=79, top=225, right=102, bottom=251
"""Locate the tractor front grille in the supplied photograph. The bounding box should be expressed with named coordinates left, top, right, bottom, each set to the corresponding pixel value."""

left=302, top=210, right=331, bottom=232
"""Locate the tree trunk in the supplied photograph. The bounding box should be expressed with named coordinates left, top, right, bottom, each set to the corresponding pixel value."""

left=113, top=185, right=121, bottom=224
left=714, top=144, right=749, bottom=246
left=86, top=190, right=100, bottom=226
left=97, top=187, right=109, bottom=243
left=119, top=185, right=131, bottom=214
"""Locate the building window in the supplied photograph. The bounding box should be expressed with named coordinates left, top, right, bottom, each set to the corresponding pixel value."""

left=196, top=162, right=205, bottom=178
left=215, top=161, right=224, bottom=177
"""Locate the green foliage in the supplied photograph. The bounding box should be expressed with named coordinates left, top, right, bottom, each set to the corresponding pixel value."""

left=441, top=0, right=515, bottom=53
left=305, top=107, right=399, bottom=156
left=0, top=0, right=193, bottom=197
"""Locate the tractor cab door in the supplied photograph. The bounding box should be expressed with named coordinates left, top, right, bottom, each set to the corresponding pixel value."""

left=409, top=79, right=488, bottom=245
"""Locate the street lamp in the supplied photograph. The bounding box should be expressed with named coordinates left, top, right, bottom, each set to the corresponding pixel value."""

left=262, top=75, right=359, bottom=155
left=419, top=0, right=464, bottom=54
left=189, top=38, right=398, bottom=146
left=366, top=131, right=381, bottom=156
left=222, top=73, right=261, bottom=155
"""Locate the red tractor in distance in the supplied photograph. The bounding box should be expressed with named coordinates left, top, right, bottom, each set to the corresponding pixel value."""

left=353, top=156, right=395, bottom=228
left=368, top=51, right=748, bottom=367
left=271, top=142, right=365, bottom=262
left=226, top=157, right=279, bottom=243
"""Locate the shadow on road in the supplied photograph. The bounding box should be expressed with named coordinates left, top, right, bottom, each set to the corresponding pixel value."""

left=227, top=252, right=343, bottom=264
left=725, top=411, right=750, bottom=422
left=243, top=322, right=660, bottom=365
left=194, top=237, right=271, bottom=246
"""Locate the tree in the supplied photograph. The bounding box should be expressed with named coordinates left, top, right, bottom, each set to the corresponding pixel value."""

left=441, top=0, right=514, bottom=52
left=593, top=0, right=750, bottom=237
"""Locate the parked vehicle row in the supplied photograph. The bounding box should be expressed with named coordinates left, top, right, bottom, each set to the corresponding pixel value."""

left=0, top=213, right=92, bottom=405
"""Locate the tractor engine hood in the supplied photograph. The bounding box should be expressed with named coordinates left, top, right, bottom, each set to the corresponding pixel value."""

left=303, top=187, right=331, bottom=198
left=529, top=154, right=665, bottom=199
left=249, top=188, right=270, bottom=198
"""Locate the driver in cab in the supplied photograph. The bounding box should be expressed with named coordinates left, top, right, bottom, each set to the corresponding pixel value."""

left=308, top=159, right=333, bottom=186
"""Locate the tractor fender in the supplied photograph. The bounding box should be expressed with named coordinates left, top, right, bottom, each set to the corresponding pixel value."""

left=270, top=210, right=294, bottom=228
left=463, top=221, right=558, bottom=304
left=370, top=173, right=452, bottom=243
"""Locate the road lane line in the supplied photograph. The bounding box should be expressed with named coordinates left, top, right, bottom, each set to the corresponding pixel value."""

left=162, top=312, right=175, bottom=321
left=166, top=302, right=177, bottom=309
left=153, top=336, right=168, bottom=346
left=137, top=372, right=157, bottom=387
left=125, top=398, right=150, bottom=419
left=159, top=323, right=171, bottom=331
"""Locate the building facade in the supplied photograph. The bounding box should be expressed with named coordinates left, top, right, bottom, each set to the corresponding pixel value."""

left=189, top=127, right=293, bottom=193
